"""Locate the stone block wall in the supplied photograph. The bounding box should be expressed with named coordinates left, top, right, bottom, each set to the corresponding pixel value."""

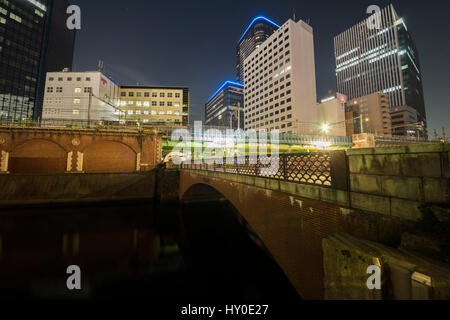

left=347, top=143, right=449, bottom=221
left=323, top=232, right=450, bottom=300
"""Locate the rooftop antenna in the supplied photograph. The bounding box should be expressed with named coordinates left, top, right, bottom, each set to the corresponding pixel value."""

left=98, top=60, right=104, bottom=72
left=293, top=8, right=296, bottom=22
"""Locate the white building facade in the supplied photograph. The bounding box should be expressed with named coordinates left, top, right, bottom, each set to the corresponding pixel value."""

left=243, top=19, right=317, bottom=134
left=42, top=71, right=121, bottom=122
left=317, top=93, right=347, bottom=136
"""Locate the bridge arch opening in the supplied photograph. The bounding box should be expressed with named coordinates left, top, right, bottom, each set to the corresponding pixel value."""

left=180, top=183, right=302, bottom=302
left=83, top=140, right=137, bottom=173
left=181, top=183, right=227, bottom=203
left=9, top=139, right=67, bottom=174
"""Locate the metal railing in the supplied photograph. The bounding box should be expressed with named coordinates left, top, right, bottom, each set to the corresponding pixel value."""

left=0, top=119, right=186, bottom=134
left=181, top=152, right=334, bottom=187
left=374, top=135, right=443, bottom=146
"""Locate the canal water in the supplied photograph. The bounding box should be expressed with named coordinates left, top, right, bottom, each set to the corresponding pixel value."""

left=0, top=200, right=301, bottom=306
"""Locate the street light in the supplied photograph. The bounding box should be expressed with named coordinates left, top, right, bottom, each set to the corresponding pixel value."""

left=321, top=123, right=330, bottom=134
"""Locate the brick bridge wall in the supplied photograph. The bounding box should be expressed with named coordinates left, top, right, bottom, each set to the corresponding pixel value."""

left=179, top=143, right=449, bottom=299
left=0, top=127, right=162, bottom=174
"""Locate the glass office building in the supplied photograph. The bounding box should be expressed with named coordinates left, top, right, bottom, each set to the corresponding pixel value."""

left=0, top=0, right=75, bottom=121
left=236, top=16, right=279, bottom=83
left=205, top=81, right=244, bottom=129
left=334, top=4, right=426, bottom=136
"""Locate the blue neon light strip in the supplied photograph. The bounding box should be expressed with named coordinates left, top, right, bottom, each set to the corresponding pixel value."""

left=206, top=80, right=244, bottom=104
left=238, top=16, right=280, bottom=43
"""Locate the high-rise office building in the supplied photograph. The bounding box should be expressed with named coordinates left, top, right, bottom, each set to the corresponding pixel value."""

left=236, top=16, right=279, bottom=83
left=0, top=0, right=75, bottom=121
left=334, top=4, right=426, bottom=137
left=205, top=80, right=244, bottom=129
left=120, top=86, right=189, bottom=126
left=243, top=19, right=317, bottom=135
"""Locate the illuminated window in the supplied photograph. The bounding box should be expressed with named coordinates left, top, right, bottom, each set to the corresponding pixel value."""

left=73, top=109, right=80, bottom=115
left=143, top=102, right=150, bottom=107
left=9, top=13, right=22, bottom=23
left=74, top=88, right=81, bottom=93
left=73, top=99, right=80, bottom=104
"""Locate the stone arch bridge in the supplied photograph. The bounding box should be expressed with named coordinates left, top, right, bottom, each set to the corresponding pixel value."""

left=178, top=145, right=449, bottom=299
left=0, top=126, right=162, bottom=174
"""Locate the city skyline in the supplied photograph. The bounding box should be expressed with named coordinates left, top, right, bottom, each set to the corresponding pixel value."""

left=71, top=0, right=449, bottom=136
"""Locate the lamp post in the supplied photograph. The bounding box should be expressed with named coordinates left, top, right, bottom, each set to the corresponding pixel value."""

left=229, top=102, right=241, bottom=130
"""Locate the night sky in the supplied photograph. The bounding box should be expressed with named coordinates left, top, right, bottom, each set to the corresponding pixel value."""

left=71, top=0, right=450, bottom=135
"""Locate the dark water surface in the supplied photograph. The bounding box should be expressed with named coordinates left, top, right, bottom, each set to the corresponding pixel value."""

left=0, top=200, right=301, bottom=306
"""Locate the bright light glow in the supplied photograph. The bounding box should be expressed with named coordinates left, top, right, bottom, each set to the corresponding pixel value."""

left=206, top=80, right=243, bottom=104
left=320, top=96, right=335, bottom=103
left=321, top=124, right=330, bottom=134
left=238, top=16, right=280, bottom=43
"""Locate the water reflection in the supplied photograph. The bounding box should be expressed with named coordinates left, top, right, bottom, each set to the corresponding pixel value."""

left=0, top=201, right=300, bottom=303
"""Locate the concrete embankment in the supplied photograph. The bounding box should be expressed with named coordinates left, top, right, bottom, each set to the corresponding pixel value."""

left=0, top=171, right=158, bottom=207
